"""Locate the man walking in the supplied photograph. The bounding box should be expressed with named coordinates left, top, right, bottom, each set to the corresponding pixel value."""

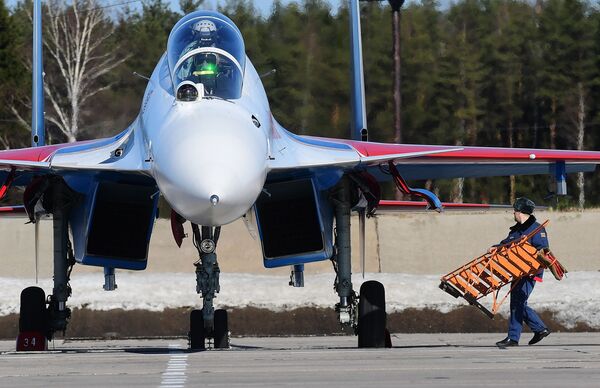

left=494, top=197, right=551, bottom=348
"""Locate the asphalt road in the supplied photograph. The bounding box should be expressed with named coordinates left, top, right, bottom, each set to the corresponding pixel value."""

left=0, top=333, right=599, bottom=387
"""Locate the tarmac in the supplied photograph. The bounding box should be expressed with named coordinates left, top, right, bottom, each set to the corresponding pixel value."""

left=1, top=333, right=599, bottom=387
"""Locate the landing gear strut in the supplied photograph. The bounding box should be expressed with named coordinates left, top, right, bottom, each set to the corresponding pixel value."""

left=188, top=224, right=229, bottom=350
left=17, top=178, right=77, bottom=351
left=48, top=194, right=73, bottom=336
left=331, top=176, right=390, bottom=348
left=332, top=177, right=356, bottom=328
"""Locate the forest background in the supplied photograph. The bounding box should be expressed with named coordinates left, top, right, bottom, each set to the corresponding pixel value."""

left=1, top=0, right=600, bottom=208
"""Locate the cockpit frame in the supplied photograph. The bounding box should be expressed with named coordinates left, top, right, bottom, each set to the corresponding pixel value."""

left=167, top=12, right=246, bottom=100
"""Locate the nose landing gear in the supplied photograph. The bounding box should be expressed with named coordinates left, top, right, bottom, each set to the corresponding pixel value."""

left=188, top=224, right=230, bottom=350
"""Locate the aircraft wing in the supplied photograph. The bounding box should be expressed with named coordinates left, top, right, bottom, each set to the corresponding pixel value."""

left=0, top=126, right=151, bottom=183
left=268, top=129, right=600, bottom=180
left=340, top=139, right=600, bottom=180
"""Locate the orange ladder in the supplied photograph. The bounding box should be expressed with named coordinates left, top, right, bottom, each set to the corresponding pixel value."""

left=439, top=220, right=549, bottom=318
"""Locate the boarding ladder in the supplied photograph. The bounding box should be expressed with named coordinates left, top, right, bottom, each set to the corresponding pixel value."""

left=439, top=220, right=566, bottom=318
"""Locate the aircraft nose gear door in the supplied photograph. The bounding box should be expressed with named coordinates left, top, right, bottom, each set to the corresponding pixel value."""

left=189, top=224, right=229, bottom=350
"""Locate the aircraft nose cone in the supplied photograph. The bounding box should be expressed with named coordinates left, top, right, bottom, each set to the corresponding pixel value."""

left=152, top=102, right=268, bottom=225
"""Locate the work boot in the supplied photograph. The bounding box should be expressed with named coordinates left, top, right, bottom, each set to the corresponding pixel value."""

left=496, top=337, right=518, bottom=348
left=528, top=329, right=550, bottom=345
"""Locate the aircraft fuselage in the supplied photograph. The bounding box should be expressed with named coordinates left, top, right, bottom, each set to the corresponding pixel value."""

left=139, top=12, right=272, bottom=226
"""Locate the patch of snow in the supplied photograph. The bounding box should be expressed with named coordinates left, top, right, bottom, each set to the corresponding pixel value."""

left=1, top=272, right=598, bottom=329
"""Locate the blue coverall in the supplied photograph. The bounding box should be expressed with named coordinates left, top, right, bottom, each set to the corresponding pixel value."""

left=498, top=215, right=549, bottom=342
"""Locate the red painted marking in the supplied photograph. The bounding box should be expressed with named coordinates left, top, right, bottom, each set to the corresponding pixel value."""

left=0, top=167, right=16, bottom=200
left=0, top=206, right=26, bottom=214
left=16, top=331, right=47, bottom=351
left=0, top=144, right=67, bottom=162
left=0, top=139, right=100, bottom=163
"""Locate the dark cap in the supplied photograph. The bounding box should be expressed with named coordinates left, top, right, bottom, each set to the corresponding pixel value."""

left=513, top=197, right=535, bottom=215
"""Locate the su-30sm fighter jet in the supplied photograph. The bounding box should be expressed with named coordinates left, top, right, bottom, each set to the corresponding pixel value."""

left=2, top=1, right=600, bottom=350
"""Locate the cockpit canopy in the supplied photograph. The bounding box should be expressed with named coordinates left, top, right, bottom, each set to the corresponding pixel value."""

left=167, top=12, right=245, bottom=100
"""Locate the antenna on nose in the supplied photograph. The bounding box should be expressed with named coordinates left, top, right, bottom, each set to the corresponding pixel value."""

left=260, top=69, right=277, bottom=78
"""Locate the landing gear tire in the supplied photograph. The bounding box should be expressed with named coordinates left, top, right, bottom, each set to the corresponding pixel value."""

left=213, top=309, right=229, bottom=349
left=189, top=309, right=206, bottom=350
left=19, top=286, right=47, bottom=335
left=17, top=286, right=49, bottom=351
left=358, top=280, right=387, bottom=348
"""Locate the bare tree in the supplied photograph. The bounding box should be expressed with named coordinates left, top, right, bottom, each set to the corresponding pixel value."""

left=43, top=0, right=129, bottom=142
left=575, top=82, right=586, bottom=209
left=0, top=133, right=10, bottom=150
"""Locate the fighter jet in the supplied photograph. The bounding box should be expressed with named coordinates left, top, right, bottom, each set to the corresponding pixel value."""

left=2, top=2, right=600, bottom=350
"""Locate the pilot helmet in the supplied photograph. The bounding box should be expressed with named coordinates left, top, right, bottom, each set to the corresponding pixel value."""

left=513, top=197, right=535, bottom=215
left=192, top=19, right=217, bottom=45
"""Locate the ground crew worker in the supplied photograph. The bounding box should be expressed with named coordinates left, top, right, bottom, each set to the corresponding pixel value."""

left=494, top=197, right=551, bottom=348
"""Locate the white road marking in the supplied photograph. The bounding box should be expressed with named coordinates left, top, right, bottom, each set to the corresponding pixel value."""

left=159, top=343, right=188, bottom=388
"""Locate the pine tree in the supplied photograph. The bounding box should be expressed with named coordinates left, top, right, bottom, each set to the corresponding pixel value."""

left=0, top=0, right=32, bottom=148
left=480, top=0, right=538, bottom=202
left=401, top=0, right=444, bottom=145
left=179, top=0, right=204, bottom=15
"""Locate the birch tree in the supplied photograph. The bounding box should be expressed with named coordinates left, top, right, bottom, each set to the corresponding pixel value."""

left=43, top=0, right=128, bottom=142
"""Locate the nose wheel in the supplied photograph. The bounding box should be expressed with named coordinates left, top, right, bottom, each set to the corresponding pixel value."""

left=189, top=308, right=230, bottom=350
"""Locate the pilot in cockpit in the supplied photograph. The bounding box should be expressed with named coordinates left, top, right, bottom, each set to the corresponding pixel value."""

left=171, top=16, right=242, bottom=99
left=193, top=19, right=218, bottom=47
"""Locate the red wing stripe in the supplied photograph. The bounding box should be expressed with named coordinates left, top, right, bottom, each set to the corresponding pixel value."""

left=314, top=137, right=600, bottom=161
left=0, top=139, right=106, bottom=163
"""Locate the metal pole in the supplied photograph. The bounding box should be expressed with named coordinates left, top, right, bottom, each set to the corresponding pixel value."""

left=389, top=0, right=405, bottom=143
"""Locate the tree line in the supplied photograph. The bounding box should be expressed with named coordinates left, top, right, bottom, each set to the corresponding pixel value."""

left=1, top=0, right=600, bottom=207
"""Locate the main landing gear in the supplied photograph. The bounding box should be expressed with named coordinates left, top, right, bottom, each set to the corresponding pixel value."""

left=332, top=177, right=391, bottom=348
left=17, top=178, right=76, bottom=351
left=188, top=224, right=230, bottom=350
